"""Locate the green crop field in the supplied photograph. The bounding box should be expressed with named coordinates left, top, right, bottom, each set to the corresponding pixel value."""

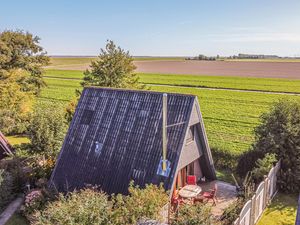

left=45, top=70, right=300, bottom=94
left=40, top=70, right=300, bottom=167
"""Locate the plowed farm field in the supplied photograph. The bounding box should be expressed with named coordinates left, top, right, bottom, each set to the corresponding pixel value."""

left=48, top=57, right=300, bottom=79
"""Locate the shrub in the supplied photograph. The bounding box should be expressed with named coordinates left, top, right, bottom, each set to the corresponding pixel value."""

left=253, top=99, right=300, bottom=193
left=112, top=182, right=169, bottom=225
left=170, top=202, right=212, bottom=225
left=29, top=105, right=67, bottom=157
left=252, top=153, right=277, bottom=183
left=236, top=149, right=266, bottom=178
left=211, top=147, right=239, bottom=171
left=22, top=189, right=46, bottom=220
left=32, top=188, right=112, bottom=225
left=0, top=169, right=15, bottom=212
left=220, top=198, right=245, bottom=225
left=27, top=156, right=56, bottom=182
left=0, top=157, right=26, bottom=193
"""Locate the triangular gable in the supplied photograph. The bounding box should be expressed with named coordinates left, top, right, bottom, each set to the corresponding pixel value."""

left=175, top=99, right=216, bottom=181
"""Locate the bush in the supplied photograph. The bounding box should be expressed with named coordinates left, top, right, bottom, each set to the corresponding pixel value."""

left=211, top=147, right=239, bottom=171
left=29, top=105, right=67, bottom=157
left=253, top=99, right=300, bottom=193
left=252, top=153, right=277, bottom=183
left=32, top=188, right=112, bottom=225
left=112, top=182, right=169, bottom=225
left=0, top=169, right=15, bottom=212
left=27, top=156, right=56, bottom=183
left=170, top=202, right=212, bottom=225
left=0, top=157, right=26, bottom=193
left=22, top=189, right=46, bottom=219
left=236, top=149, right=265, bottom=178
left=220, top=198, right=245, bottom=225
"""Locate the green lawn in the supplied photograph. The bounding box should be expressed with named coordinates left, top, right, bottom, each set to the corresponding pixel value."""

left=39, top=70, right=300, bottom=159
left=6, top=135, right=30, bottom=145
left=257, top=193, right=298, bottom=225
left=216, top=169, right=234, bottom=184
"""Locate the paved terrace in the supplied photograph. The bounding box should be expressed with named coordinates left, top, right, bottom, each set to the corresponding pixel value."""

left=199, top=180, right=238, bottom=217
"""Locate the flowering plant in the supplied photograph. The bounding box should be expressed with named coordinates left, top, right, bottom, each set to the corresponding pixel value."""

left=22, top=189, right=46, bottom=220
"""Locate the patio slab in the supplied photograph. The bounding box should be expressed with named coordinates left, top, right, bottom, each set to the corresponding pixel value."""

left=199, top=180, right=237, bottom=217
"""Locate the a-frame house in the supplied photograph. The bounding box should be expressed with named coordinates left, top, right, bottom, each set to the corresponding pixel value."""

left=50, top=87, right=216, bottom=195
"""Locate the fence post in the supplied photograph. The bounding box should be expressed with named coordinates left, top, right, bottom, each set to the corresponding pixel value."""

left=263, top=177, right=269, bottom=209
left=234, top=217, right=240, bottom=225
left=250, top=194, right=256, bottom=225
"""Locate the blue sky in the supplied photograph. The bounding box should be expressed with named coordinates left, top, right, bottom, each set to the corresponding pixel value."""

left=1, top=0, right=300, bottom=56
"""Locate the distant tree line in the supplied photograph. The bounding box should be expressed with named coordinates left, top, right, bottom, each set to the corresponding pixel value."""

left=185, top=54, right=217, bottom=61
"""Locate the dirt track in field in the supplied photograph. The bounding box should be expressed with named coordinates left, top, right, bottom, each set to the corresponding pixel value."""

left=135, top=60, right=300, bottom=79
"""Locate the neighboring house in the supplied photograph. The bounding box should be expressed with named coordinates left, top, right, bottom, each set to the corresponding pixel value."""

left=50, top=87, right=216, bottom=195
left=0, top=131, right=13, bottom=160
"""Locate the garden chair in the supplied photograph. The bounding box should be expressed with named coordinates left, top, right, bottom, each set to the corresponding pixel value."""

left=187, top=175, right=197, bottom=185
left=203, top=183, right=218, bottom=205
left=171, top=190, right=184, bottom=211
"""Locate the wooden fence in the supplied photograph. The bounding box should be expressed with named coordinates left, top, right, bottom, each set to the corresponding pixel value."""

left=234, top=160, right=281, bottom=225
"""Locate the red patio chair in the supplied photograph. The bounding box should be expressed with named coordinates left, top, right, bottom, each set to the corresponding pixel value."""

left=187, top=175, right=197, bottom=185
left=171, top=191, right=184, bottom=210
left=203, top=183, right=218, bottom=205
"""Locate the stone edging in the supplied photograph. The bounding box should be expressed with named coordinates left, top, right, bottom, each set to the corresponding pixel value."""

left=0, top=195, right=24, bottom=225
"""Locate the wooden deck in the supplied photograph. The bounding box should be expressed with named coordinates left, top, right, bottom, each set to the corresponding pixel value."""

left=199, top=180, right=237, bottom=217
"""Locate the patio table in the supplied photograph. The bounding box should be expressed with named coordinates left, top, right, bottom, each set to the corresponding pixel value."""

left=178, top=185, right=202, bottom=199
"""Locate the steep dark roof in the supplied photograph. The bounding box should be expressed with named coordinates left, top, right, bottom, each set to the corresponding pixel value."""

left=50, top=87, right=195, bottom=194
left=0, top=132, right=13, bottom=160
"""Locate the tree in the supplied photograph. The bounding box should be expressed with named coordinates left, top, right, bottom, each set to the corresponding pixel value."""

left=82, top=40, right=144, bottom=89
left=0, top=70, right=34, bottom=134
left=66, top=40, right=145, bottom=123
left=0, top=30, right=49, bottom=95
left=29, top=105, right=67, bottom=157
left=253, top=99, right=300, bottom=193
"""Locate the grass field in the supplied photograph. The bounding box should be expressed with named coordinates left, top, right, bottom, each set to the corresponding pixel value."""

left=40, top=70, right=300, bottom=160
left=45, top=70, right=300, bottom=94
left=257, top=193, right=298, bottom=225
